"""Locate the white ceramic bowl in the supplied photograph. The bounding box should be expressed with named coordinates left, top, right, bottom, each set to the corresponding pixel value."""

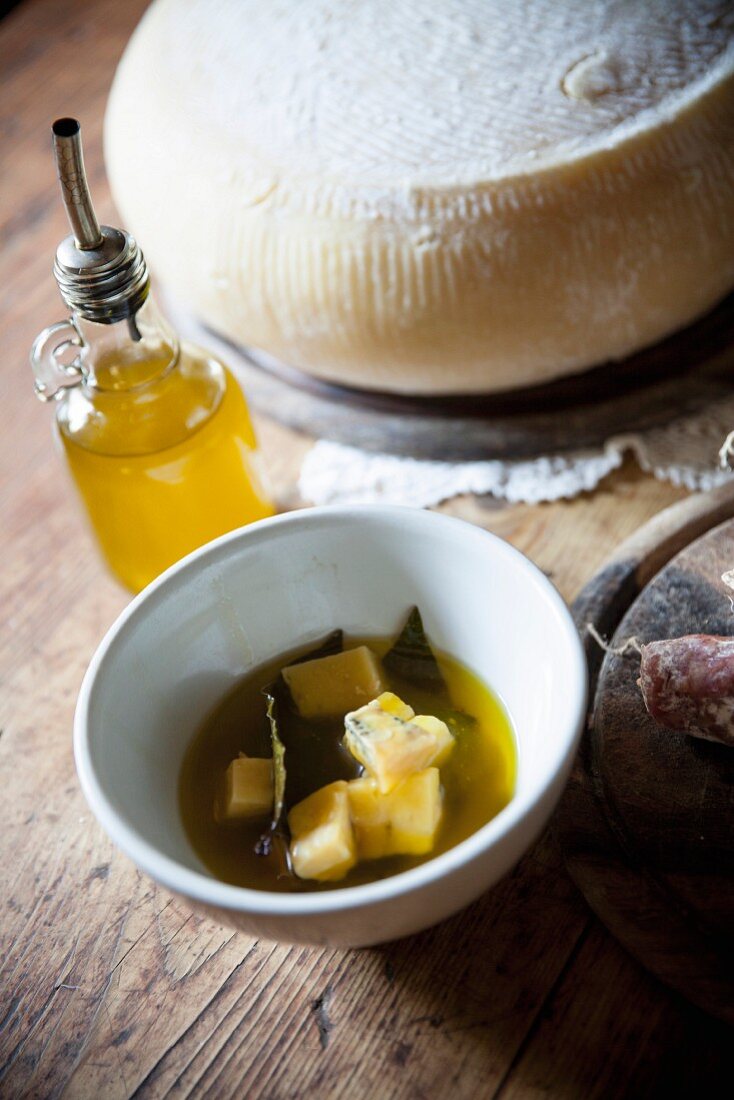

left=74, top=506, right=586, bottom=947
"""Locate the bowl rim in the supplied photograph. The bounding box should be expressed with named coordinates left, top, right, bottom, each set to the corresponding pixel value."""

left=74, top=504, right=587, bottom=916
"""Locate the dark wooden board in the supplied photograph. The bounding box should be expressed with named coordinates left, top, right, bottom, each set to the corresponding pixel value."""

left=559, top=480, right=734, bottom=1024
left=195, top=292, right=734, bottom=459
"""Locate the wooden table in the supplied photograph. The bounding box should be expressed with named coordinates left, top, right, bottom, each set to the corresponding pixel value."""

left=1, top=2, right=731, bottom=1096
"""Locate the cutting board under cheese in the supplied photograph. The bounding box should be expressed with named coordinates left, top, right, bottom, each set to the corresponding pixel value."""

left=189, top=290, right=734, bottom=459
left=106, top=0, right=734, bottom=396
left=559, top=482, right=734, bottom=1025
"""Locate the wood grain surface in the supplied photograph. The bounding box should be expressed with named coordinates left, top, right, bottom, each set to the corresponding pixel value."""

left=559, top=485, right=734, bottom=1025
left=0, top=2, right=731, bottom=1097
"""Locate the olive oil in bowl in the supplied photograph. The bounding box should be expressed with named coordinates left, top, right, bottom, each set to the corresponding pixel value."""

left=180, top=616, right=516, bottom=893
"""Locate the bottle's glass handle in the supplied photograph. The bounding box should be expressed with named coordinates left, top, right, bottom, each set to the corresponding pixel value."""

left=30, top=318, right=84, bottom=402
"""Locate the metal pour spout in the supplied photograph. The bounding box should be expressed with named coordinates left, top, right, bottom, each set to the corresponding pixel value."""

left=52, top=118, right=103, bottom=250
left=49, top=117, right=149, bottom=325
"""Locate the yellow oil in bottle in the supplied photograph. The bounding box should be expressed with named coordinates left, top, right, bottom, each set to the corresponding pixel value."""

left=55, top=322, right=274, bottom=592
left=33, top=117, right=274, bottom=592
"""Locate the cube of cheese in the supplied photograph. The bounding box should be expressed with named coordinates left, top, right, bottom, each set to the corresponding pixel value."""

left=389, top=768, right=443, bottom=855
left=412, top=714, right=455, bottom=767
left=347, top=768, right=444, bottom=859
left=344, top=699, right=453, bottom=793
left=219, top=755, right=273, bottom=821
left=344, top=704, right=435, bottom=793
left=282, top=646, right=384, bottom=719
left=376, top=692, right=415, bottom=721
left=288, top=780, right=357, bottom=881
left=347, top=776, right=392, bottom=860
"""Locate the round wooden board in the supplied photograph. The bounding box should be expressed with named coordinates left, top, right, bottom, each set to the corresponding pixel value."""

left=558, top=481, right=734, bottom=1024
left=203, top=293, right=734, bottom=459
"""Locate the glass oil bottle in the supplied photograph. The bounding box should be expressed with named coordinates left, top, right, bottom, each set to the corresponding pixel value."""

left=31, top=119, right=274, bottom=593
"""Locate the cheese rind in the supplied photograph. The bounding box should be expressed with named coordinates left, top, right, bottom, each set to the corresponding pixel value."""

left=106, top=0, right=734, bottom=394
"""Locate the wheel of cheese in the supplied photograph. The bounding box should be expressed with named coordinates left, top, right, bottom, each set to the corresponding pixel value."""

left=105, top=0, right=734, bottom=395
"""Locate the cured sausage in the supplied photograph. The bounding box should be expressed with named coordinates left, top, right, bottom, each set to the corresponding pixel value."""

left=638, top=634, right=734, bottom=746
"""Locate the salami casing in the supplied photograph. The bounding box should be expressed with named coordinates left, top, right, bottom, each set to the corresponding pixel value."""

left=638, top=635, right=734, bottom=746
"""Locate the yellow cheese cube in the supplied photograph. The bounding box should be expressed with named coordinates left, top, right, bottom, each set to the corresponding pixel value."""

left=288, top=781, right=357, bottom=881
left=346, top=768, right=444, bottom=860
left=376, top=692, right=415, bottom=721
left=389, top=768, right=443, bottom=855
left=345, top=699, right=453, bottom=796
left=344, top=704, right=435, bottom=793
left=282, top=646, right=384, bottom=719
left=219, top=755, right=273, bottom=821
left=412, top=714, right=455, bottom=766
left=347, top=777, right=392, bottom=860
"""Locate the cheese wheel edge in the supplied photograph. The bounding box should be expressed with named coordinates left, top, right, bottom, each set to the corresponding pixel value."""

left=105, top=2, right=734, bottom=394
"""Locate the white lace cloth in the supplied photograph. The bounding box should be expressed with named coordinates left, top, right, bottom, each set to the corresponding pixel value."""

left=299, top=398, right=734, bottom=507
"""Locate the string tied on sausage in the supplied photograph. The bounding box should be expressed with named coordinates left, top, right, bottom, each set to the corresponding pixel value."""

left=585, top=622, right=643, bottom=657
left=719, top=431, right=734, bottom=470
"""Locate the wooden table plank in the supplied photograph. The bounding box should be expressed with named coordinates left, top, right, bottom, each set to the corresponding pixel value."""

left=1, top=1, right=727, bottom=1097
